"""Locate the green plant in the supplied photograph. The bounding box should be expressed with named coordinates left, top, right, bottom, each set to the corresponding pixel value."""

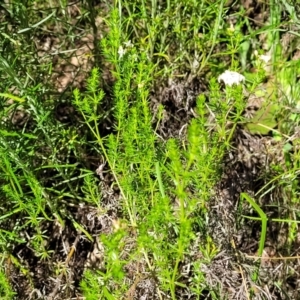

left=0, top=268, right=15, bottom=300
left=77, top=6, right=240, bottom=298
left=80, top=269, right=114, bottom=300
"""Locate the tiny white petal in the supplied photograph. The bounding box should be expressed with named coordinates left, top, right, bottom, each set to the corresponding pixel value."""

left=218, top=70, right=245, bottom=86
left=259, top=54, right=271, bottom=64
left=118, top=46, right=126, bottom=58
left=192, top=58, right=199, bottom=70
left=124, top=40, right=133, bottom=48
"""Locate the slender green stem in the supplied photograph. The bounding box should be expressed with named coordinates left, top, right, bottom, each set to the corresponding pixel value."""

left=240, top=193, right=267, bottom=258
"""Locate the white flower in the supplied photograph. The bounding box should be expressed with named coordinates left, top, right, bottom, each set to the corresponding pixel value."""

left=259, top=54, right=271, bottom=64
left=192, top=58, right=199, bottom=70
left=118, top=46, right=126, bottom=58
left=218, top=70, right=245, bottom=86
left=124, top=40, right=133, bottom=48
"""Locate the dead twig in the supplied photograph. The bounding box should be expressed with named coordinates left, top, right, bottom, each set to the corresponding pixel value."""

left=47, top=232, right=81, bottom=300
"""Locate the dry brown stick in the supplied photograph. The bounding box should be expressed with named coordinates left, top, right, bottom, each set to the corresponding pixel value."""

left=231, top=239, right=250, bottom=300
left=246, top=254, right=300, bottom=260
left=48, top=232, right=81, bottom=300
left=124, top=274, right=146, bottom=300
